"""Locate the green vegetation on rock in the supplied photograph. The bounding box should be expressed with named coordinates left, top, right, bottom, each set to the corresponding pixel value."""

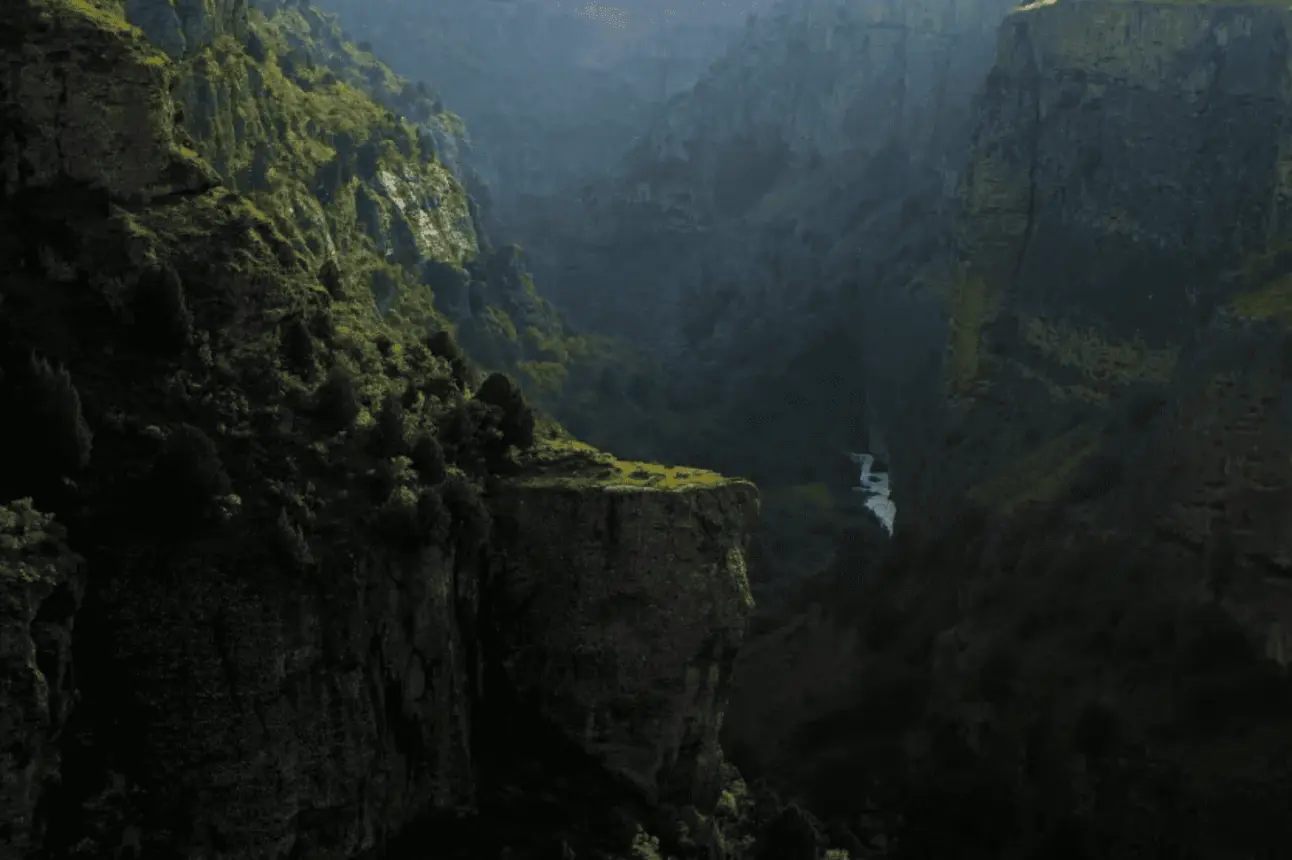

left=1022, top=317, right=1178, bottom=390
left=1231, top=274, right=1292, bottom=326
left=968, top=425, right=1102, bottom=514
left=946, top=268, right=996, bottom=396
left=0, top=2, right=761, bottom=858
left=518, top=425, right=745, bottom=492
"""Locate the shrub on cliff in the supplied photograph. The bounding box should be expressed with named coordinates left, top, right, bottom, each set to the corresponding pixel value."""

left=313, top=366, right=361, bottom=433
left=0, top=352, right=93, bottom=506
left=441, top=471, right=490, bottom=550
left=438, top=398, right=503, bottom=475
left=0, top=498, right=77, bottom=576
left=375, top=485, right=451, bottom=549
left=149, top=424, right=232, bottom=531
left=272, top=507, right=314, bottom=570
left=476, top=372, right=535, bottom=452
left=133, top=264, right=194, bottom=355
left=280, top=316, right=317, bottom=377
left=436, top=375, right=535, bottom=475
left=367, top=393, right=407, bottom=457
left=26, top=354, right=92, bottom=473
left=415, top=487, right=452, bottom=546
left=410, top=433, right=447, bottom=485
left=318, top=258, right=345, bottom=298
left=425, top=329, right=472, bottom=390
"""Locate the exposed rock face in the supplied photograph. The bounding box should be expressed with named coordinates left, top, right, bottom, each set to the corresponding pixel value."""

left=129, top=0, right=584, bottom=417
left=517, top=0, right=1019, bottom=455
left=521, top=0, right=1017, bottom=340
left=934, top=0, right=1292, bottom=547
left=2, top=5, right=217, bottom=198
left=492, top=474, right=758, bottom=806
left=948, top=0, right=1292, bottom=399
left=125, top=0, right=248, bottom=58
left=0, top=2, right=756, bottom=858
left=624, top=0, right=1015, bottom=216
left=0, top=502, right=81, bottom=855
left=314, top=0, right=777, bottom=216
left=487, top=0, right=1014, bottom=597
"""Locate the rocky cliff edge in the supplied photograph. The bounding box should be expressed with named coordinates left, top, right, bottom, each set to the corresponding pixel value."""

left=0, top=2, right=757, bottom=857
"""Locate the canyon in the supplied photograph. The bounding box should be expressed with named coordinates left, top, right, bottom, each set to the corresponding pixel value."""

left=6, top=1, right=1292, bottom=858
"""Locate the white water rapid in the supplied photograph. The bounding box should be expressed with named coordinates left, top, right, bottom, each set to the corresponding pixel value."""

left=849, top=452, right=895, bottom=534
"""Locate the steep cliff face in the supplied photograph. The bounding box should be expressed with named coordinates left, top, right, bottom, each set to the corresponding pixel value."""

left=313, top=0, right=776, bottom=218
left=486, top=0, right=1015, bottom=598
left=517, top=0, right=1018, bottom=448
left=623, top=0, right=1014, bottom=219
left=522, top=0, right=1017, bottom=338
left=0, top=502, right=81, bottom=855
left=127, top=0, right=473, bottom=332
left=936, top=0, right=1292, bottom=559
left=0, top=1, right=757, bottom=857
left=493, top=441, right=758, bottom=807
left=127, top=0, right=599, bottom=411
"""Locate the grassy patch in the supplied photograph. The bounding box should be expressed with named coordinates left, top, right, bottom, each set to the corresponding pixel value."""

left=1230, top=272, right=1292, bottom=326
left=968, top=425, right=1101, bottom=514
left=517, top=429, right=739, bottom=492
left=1021, top=316, right=1178, bottom=386
left=59, top=0, right=133, bottom=32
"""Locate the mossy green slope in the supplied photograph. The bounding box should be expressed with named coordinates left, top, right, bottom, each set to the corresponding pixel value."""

left=520, top=425, right=748, bottom=492
left=0, top=1, right=759, bottom=857
left=2, top=8, right=487, bottom=850
left=117, top=0, right=598, bottom=402
left=160, top=0, right=474, bottom=334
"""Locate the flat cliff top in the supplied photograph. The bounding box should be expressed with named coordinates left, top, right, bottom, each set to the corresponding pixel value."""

left=516, top=426, right=751, bottom=492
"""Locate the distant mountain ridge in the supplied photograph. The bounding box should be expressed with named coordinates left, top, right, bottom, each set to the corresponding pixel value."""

left=316, top=0, right=777, bottom=212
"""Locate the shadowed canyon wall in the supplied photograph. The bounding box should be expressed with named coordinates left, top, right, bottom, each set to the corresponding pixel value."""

left=0, top=2, right=762, bottom=857
left=314, top=0, right=778, bottom=221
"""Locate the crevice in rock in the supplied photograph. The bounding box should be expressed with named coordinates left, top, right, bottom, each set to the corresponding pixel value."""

left=1011, top=25, right=1043, bottom=296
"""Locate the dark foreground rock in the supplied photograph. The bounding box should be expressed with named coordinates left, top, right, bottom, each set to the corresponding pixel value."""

left=0, top=2, right=759, bottom=858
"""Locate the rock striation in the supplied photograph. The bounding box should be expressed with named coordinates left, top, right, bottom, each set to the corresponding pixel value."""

left=492, top=443, right=758, bottom=808
left=520, top=0, right=1018, bottom=339
left=936, top=0, right=1292, bottom=540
